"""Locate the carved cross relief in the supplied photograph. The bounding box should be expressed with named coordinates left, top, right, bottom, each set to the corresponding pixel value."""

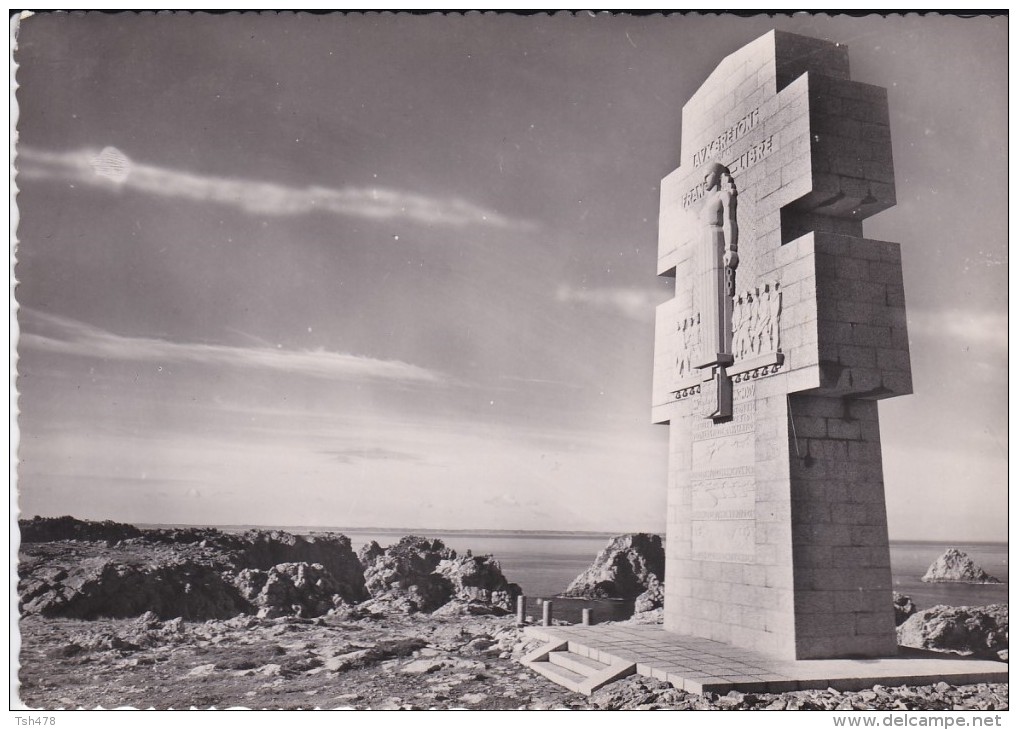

left=673, top=158, right=786, bottom=423
left=656, top=33, right=896, bottom=429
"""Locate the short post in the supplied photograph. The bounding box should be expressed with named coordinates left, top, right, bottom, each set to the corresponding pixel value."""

left=516, top=595, right=526, bottom=626
left=542, top=599, right=552, bottom=627
left=581, top=608, right=592, bottom=626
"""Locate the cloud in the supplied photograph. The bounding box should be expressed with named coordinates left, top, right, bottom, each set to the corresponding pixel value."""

left=907, top=308, right=1007, bottom=354
left=555, top=284, right=664, bottom=320
left=19, top=309, right=446, bottom=385
left=17, top=145, right=532, bottom=230
left=321, top=447, right=425, bottom=465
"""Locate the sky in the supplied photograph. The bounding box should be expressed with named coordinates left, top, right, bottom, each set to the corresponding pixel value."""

left=11, top=13, right=1007, bottom=540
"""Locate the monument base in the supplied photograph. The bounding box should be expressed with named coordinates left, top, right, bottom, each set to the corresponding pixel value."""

left=525, top=625, right=1008, bottom=696
left=663, top=378, right=899, bottom=660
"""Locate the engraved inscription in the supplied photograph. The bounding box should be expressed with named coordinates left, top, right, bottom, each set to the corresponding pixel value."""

left=728, top=136, right=774, bottom=175
left=733, top=382, right=756, bottom=401
left=691, top=386, right=756, bottom=563
left=694, top=400, right=754, bottom=441
left=690, top=465, right=754, bottom=481
left=691, top=107, right=761, bottom=167
left=683, top=132, right=774, bottom=209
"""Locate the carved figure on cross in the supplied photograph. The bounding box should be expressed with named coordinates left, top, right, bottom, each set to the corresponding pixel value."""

left=693, top=162, right=740, bottom=421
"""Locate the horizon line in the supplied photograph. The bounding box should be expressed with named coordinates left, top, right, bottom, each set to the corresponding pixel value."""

left=13, top=515, right=1008, bottom=545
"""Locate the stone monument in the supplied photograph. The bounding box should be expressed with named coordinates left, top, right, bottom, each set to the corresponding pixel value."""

left=652, top=30, right=912, bottom=660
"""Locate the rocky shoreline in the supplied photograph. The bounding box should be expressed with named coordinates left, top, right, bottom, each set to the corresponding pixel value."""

left=15, top=517, right=1010, bottom=710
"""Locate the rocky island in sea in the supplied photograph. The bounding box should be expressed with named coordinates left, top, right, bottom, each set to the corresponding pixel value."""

left=561, top=532, right=665, bottom=616
left=15, top=517, right=1009, bottom=710
left=921, top=548, right=1003, bottom=584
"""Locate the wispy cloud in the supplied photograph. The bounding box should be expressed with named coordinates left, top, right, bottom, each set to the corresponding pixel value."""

left=497, top=374, right=584, bottom=389
left=17, top=145, right=532, bottom=230
left=19, top=309, right=446, bottom=385
left=908, top=308, right=1007, bottom=354
left=555, top=284, right=664, bottom=321
left=320, top=447, right=426, bottom=465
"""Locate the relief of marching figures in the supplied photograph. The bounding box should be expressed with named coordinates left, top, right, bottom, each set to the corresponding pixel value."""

left=676, top=282, right=782, bottom=377
left=732, top=282, right=782, bottom=360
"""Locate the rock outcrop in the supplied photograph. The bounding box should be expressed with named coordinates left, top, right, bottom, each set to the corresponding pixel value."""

left=634, top=576, right=664, bottom=613
left=20, top=560, right=249, bottom=620
left=921, top=548, right=1002, bottom=584
left=893, top=592, right=917, bottom=626
left=434, top=554, right=520, bottom=614
left=231, top=562, right=348, bottom=618
left=22, top=518, right=369, bottom=601
left=225, top=531, right=368, bottom=604
left=358, top=540, right=384, bottom=569
left=897, top=604, right=1008, bottom=660
left=19, top=516, right=143, bottom=545
left=19, top=521, right=368, bottom=619
left=19, top=517, right=528, bottom=621
left=144, top=528, right=369, bottom=603
left=362, top=536, right=457, bottom=612
left=563, top=533, right=664, bottom=599
left=361, top=536, right=520, bottom=614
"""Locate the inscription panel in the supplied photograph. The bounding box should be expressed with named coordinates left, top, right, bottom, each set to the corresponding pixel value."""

left=691, top=384, right=757, bottom=563
left=692, top=476, right=754, bottom=520
left=691, top=432, right=754, bottom=476
left=692, top=521, right=755, bottom=563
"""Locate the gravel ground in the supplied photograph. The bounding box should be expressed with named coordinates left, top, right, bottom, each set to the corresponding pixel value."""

left=15, top=612, right=1008, bottom=710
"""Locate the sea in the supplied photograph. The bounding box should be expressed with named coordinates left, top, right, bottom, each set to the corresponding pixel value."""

left=189, top=526, right=1008, bottom=625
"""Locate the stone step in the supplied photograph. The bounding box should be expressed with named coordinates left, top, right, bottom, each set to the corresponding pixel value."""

left=521, top=639, right=638, bottom=696
left=529, top=659, right=589, bottom=693
left=547, top=650, right=609, bottom=677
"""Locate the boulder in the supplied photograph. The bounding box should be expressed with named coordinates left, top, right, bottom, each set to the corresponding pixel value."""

left=589, top=675, right=690, bottom=710
left=226, top=530, right=368, bottom=603
left=361, top=536, right=520, bottom=614
left=357, top=593, right=424, bottom=615
left=892, top=592, right=917, bottom=626
left=232, top=562, right=347, bottom=618
left=431, top=598, right=510, bottom=617
left=19, top=515, right=143, bottom=545
left=20, top=560, right=249, bottom=620
left=921, top=548, right=1001, bottom=584
left=435, top=554, right=521, bottom=613
left=634, top=576, right=664, bottom=613
left=357, top=540, right=384, bottom=569
left=626, top=607, right=664, bottom=625
left=563, top=533, right=664, bottom=599
left=362, top=536, right=457, bottom=612
left=897, top=604, right=1008, bottom=659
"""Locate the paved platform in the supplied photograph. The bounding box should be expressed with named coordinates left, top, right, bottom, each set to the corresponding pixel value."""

left=525, top=624, right=1009, bottom=695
